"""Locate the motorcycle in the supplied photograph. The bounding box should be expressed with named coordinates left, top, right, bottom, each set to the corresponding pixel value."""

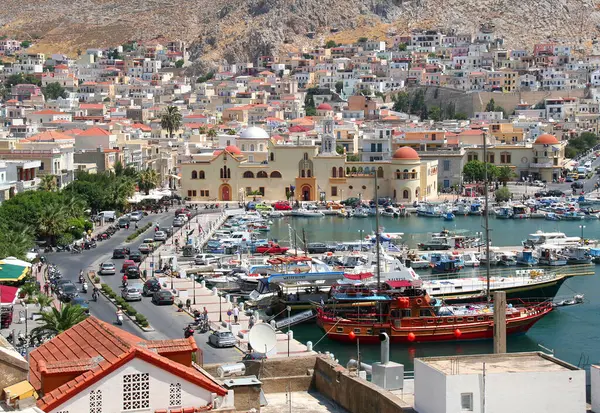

left=72, top=246, right=82, bottom=254
left=116, top=313, right=123, bottom=325
left=92, top=289, right=99, bottom=301
left=184, top=325, right=194, bottom=338
left=82, top=282, right=88, bottom=294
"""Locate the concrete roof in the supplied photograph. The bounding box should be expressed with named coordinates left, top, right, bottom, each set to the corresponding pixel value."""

left=418, top=352, right=579, bottom=375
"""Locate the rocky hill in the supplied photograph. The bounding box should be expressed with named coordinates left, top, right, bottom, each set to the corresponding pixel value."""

left=1, top=0, right=599, bottom=68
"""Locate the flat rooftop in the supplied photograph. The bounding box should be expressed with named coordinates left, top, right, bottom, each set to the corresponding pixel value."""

left=419, top=352, right=579, bottom=375
left=262, top=391, right=347, bottom=413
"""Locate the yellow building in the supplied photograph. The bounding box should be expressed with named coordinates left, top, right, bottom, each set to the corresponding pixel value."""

left=180, top=125, right=438, bottom=203
left=489, top=123, right=525, bottom=144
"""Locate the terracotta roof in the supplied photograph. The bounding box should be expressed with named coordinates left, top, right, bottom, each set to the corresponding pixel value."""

left=317, top=103, right=333, bottom=110
left=535, top=133, right=559, bottom=144
left=392, top=146, right=420, bottom=160
left=79, top=103, right=104, bottom=110
left=22, top=131, right=73, bottom=142
left=131, top=123, right=152, bottom=132
left=30, top=317, right=226, bottom=411
left=62, top=129, right=85, bottom=136
left=79, top=127, right=110, bottom=137
left=32, top=109, right=65, bottom=115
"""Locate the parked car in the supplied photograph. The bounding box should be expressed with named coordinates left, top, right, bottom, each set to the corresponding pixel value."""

left=118, top=217, right=130, bottom=228
left=138, top=243, right=153, bottom=254
left=272, top=201, right=292, bottom=211
left=112, top=248, right=128, bottom=259
left=255, top=242, right=289, bottom=255
left=341, top=197, right=361, bottom=207
left=143, top=278, right=161, bottom=296
left=128, top=251, right=143, bottom=262
left=194, top=254, right=220, bottom=265
left=58, top=282, right=78, bottom=302
left=307, top=242, right=336, bottom=254
left=99, top=262, right=116, bottom=275
left=546, top=189, right=565, bottom=197
left=208, top=331, right=237, bottom=348
left=173, top=218, right=184, bottom=227
left=71, top=297, right=90, bottom=314
left=175, top=208, right=191, bottom=219
left=154, top=231, right=167, bottom=242
left=255, top=203, right=273, bottom=212
left=121, top=286, right=143, bottom=301
left=122, top=259, right=137, bottom=272
left=129, top=211, right=144, bottom=221
left=152, top=290, right=174, bottom=305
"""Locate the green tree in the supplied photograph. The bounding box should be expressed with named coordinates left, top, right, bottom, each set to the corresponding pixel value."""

left=428, top=106, right=442, bottom=122
left=114, top=160, right=124, bottom=176
left=226, top=129, right=236, bottom=136
left=197, top=72, right=214, bottom=83
left=0, top=228, right=34, bottom=259
left=485, top=98, right=496, bottom=112
left=357, top=37, right=368, bottom=43
left=398, top=43, right=407, bottom=51
left=20, top=41, right=31, bottom=49
left=495, top=186, right=512, bottom=202
left=37, top=203, right=67, bottom=245
left=336, top=145, right=345, bottom=155
left=30, top=304, right=88, bottom=341
left=160, top=105, right=182, bottom=139
left=305, top=94, right=316, bottom=116
left=38, top=174, right=58, bottom=191
left=325, top=40, right=337, bottom=48
left=463, top=160, right=485, bottom=182
left=207, top=128, right=218, bottom=142
left=175, top=59, right=184, bottom=68
left=43, top=82, right=67, bottom=100
left=5, top=73, right=41, bottom=87
left=497, top=166, right=516, bottom=186
left=35, top=293, right=54, bottom=312
left=455, top=112, right=468, bottom=120
left=393, top=91, right=410, bottom=113
left=335, top=81, right=344, bottom=94
left=138, top=169, right=160, bottom=195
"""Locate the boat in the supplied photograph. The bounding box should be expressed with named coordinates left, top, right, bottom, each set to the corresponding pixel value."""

left=316, top=283, right=553, bottom=343
left=512, top=204, right=531, bottom=219
left=537, top=246, right=568, bottom=266
left=416, top=203, right=442, bottom=217
left=516, top=249, right=538, bottom=266
left=268, top=211, right=285, bottom=218
left=469, top=203, right=483, bottom=216
left=354, top=208, right=370, bottom=218
left=381, top=206, right=400, bottom=217
left=495, top=206, right=513, bottom=219
left=405, top=252, right=431, bottom=269
left=563, top=246, right=592, bottom=265
left=290, top=209, right=325, bottom=217
left=498, top=252, right=517, bottom=266
left=430, top=254, right=462, bottom=274
left=589, top=248, right=600, bottom=264
left=479, top=249, right=500, bottom=266
left=523, top=231, right=581, bottom=248
left=443, top=212, right=455, bottom=221
left=545, top=212, right=561, bottom=221
left=461, top=252, right=480, bottom=267
left=418, top=237, right=452, bottom=251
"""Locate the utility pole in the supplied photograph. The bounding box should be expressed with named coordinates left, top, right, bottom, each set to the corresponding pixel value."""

left=483, top=128, right=491, bottom=302
left=302, top=228, right=307, bottom=254
left=374, top=172, right=382, bottom=323
left=493, top=291, right=507, bottom=354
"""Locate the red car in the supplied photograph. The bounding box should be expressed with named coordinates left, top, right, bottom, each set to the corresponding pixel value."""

left=273, top=201, right=292, bottom=211
left=255, top=242, right=289, bottom=255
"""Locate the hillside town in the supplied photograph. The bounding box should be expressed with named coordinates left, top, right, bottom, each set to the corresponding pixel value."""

left=1, top=23, right=600, bottom=413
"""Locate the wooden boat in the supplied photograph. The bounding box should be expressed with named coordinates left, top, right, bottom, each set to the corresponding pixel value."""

left=316, top=284, right=553, bottom=343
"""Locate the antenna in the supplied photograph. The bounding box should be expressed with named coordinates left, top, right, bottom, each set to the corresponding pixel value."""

left=248, top=323, right=277, bottom=354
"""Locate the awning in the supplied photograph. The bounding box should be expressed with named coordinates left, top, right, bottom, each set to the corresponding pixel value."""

left=168, top=174, right=181, bottom=180
left=3, top=380, right=38, bottom=401
left=0, top=285, right=20, bottom=305
left=0, top=261, right=30, bottom=282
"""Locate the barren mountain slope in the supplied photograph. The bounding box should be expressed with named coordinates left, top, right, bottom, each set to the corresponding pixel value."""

left=1, top=0, right=599, bottom=64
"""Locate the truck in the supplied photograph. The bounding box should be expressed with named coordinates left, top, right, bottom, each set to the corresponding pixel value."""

left=255, top=242, right=289, bottom=255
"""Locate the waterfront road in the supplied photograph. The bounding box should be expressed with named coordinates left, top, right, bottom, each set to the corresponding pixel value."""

left=46, top=208, right=241, bottom=364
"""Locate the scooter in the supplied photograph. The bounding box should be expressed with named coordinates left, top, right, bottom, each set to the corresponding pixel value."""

left=116, top=313, right=123, bottom=325
left=92, top=289, right=99, bottom=301
left=184, top=325, right=194, bottom=338
left=82, top=282, right=88, bottom=294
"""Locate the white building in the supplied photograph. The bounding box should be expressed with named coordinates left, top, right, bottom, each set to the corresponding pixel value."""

left=414, top=352, right=585, bottom=413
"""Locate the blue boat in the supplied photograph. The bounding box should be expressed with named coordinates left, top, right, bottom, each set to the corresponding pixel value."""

left=545, top=213, right=560, bottom=221
left=430, top=253, right=462, bottom=274
left=589, top=248, right=600, bottom=264
left=496, top=206, right=513, bottom=219
left=443, top=212, right=455, bottom=221
left=517, top=249, right=538, bottom=266
left=469, top=203, right=483, bottom=215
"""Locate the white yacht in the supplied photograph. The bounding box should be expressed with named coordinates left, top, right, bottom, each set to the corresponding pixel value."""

left=290, top=208, right=325, bottom=217
left=523, top=231, right=581, bottom=248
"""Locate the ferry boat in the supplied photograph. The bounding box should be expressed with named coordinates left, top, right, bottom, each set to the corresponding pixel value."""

left=316, top=283, right=553, bottom=343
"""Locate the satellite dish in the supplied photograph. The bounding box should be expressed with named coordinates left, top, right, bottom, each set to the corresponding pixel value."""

left=248, top=323, right=277, bottom=354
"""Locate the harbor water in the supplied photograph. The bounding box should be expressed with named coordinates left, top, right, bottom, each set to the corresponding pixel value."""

left=267, top=215, right=600, bottom=370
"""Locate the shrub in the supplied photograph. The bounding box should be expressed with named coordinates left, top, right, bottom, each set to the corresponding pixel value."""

left=101, top=283, right=109, bottom=291
left=126, top=307, right=137, bottom=316
left=135, top=314, right=147, bottom=324
left=94, top=275, right=101, bottom=284
left=126, top=222, right=152, bottom=242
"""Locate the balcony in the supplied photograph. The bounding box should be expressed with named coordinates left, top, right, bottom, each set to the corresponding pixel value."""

left=529, top=162, right=553, bottom=168
left=16, top=177, right=40, bottom=192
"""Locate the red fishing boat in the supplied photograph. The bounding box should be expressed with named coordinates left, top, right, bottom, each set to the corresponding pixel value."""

left=316, top=282, right=553, bottom=344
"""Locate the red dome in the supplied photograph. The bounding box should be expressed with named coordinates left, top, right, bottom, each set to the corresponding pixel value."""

left=392, top=146, right=420, bottom=160
left=225, top=145, right=241, bottom=155
left=535, top=133, right=559, bottom=145
left=317, top=103, right=333, bottom=111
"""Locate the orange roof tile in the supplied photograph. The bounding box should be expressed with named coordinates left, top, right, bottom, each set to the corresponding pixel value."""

left=22, top=131, right=73, bottom=142
left=79, top=103, right=104, bottom=110
left=31, top=317, right=226, bottom=412
left=32, top=109, right=65, bottom=115
left=131, top=123, right=152, bottom=132
left=78, top=127, right=111, bottom=137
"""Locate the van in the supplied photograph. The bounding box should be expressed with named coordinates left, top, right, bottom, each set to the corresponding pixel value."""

left=99, top=211, right=116, bottom=222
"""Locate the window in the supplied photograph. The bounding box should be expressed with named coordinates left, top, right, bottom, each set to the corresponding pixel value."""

left=199, top=170, right=205, bottom=179
left=169, top=383, right=182, bottom=407
left=307, top=169, right=312, bottom=177
left=500, top=152, right=511, bottom=164
left=187, top=190, right=193, bottom=197
left=270, top=171, right=282, bottom=178
left=250, top=144, right=255, bottom=151
left=301, top=170, right=305, bottom=178
left=331, top=186, right=338, bottom=196
left=191, top=170, right=198, bottom=179
left=461, top=393, right=473, bottom=411
left=257, top=171, right=268, bottom=178
left=192, top=190, right=197, bottom=197
left=39, top=162, right=44, bottom=170
left=303, top=152, right=309, bottom=160
left=403, top=190, right=409, bottom=199
left=338, top=167, right=343, bottom=177
left=90, top=390, right=102, bottom=413
left=123, top=373, right=150, bottom=411
left=377, top=166, right=384, bottom=178
left=243, top=171, right=254, bottom=178
left=259, top=187, right=265, bottom=195
left=270, top=152, right=274, bottom=162
left=332, top=167, right=337, bottom=178
left=443, top=160, right=450, bottom=171
left=241, top=144, right=246, bottom=151
left=488, top=153, right=495, bottom=164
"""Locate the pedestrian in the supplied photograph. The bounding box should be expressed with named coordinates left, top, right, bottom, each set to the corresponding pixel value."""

left=248, top=314, right=255, bottom=329
left=186, top=298, right=191, bottom=312
left=233, top=305, right=239, bottom=324
left=43, top=283, right=49, bottom=296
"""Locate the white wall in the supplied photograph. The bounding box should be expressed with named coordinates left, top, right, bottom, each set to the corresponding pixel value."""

left=592, top=365, right=600, bottom=413
left=50, top=357, right=215, bottom=413
left=414, top=359, right=446, bottom=413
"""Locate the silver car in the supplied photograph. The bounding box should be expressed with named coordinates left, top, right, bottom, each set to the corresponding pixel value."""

left=99, top=262, right=116, bottom=275
left=121, top=286, right=142, bottom=301
left=208, top=331, right=236, bottom=348
left=129, top=211, right=144, bottom=221
left=173, top=218, right=184, bottom=227
left=154, top=231, right=167, bottom=241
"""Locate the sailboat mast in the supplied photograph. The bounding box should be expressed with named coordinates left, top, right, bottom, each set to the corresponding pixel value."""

left=374, top=173, right=381, bottom=292
left=483, top=128, right=491, bottom=302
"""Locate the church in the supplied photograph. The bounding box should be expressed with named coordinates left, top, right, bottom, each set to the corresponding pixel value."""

left=180, top=120, right=439, bottom=203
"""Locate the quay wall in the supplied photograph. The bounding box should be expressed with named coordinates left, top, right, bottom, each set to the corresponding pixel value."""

left=313, top=356, right=405, bottom=413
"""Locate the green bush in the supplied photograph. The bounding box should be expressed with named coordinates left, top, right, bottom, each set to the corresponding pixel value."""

left=135, top=314, right=147, bottom=324
left=126, top=307, right=137, bottom=316
left=101, top=283, right=109, bottom=292
left=93, top=275, right=100, bottom=284
left=126, top=222, right=152, bottom=242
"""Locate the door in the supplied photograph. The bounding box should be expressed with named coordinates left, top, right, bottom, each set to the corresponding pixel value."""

left=221, top=185, right=231, bottom=201
left=301, top=185, right=311, bottom=201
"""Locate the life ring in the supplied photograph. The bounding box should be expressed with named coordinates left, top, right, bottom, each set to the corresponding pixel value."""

left=416, top=298, right=423, bottom=305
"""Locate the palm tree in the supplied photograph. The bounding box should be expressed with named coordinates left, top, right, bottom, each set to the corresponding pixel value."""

left=111, top=178, right=136, bottom=211
left=35, top=293, right=54, bottom=312
left=30, top=304, right=88, bottom=341
left=39, top=175, right=58, bottom=191
left=138, top=169, right=161, bottom=195
left=0, top=227, right=34, bottom=259
left=37, top=203, right=67, bottom=245
left=497, top=166, right=517, bottom=186
left=160, top=106, right=182, bottom=139
left=63, top=195, right=86, bottom=219
left=207, top=128, right=217, bottom=144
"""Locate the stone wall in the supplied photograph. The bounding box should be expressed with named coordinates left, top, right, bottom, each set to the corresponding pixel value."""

left=313, top=356, right=404, bottom=413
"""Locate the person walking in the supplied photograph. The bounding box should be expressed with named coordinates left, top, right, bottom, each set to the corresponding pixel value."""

left=232, top=305, right=239, bottom=324
left=248, top=314, right=255, bottom=329
left=185, top=298, right=191, bottom=312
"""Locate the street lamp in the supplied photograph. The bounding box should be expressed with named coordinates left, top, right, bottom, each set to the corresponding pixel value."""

left=579, top=225, right=586, bottom=243
left=218, top=292, right=223, bottom=323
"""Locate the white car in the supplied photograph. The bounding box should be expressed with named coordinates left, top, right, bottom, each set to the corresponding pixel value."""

left=154, top=231, right=167, bottom=241
left=99, top=262, right=116, bottom=275
left=121, top=285, right=142, bottom=301
left=177, top=214, right=189, bottom=222
left=194, top=254, right=219, bottom=265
